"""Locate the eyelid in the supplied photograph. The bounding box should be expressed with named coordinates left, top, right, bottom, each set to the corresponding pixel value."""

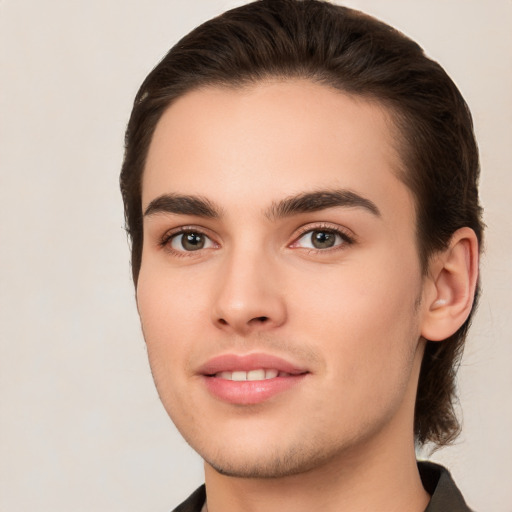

left=159, top=225, right=219, bottom=253
left=289, top=222, right=356, bottom=249
left=157, top=222, right=355, bottom=255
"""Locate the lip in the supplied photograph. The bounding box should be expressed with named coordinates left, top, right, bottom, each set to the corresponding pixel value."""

left=198, top=352, right=308, bottom=375
left=198, top=353, right=309, bottom=405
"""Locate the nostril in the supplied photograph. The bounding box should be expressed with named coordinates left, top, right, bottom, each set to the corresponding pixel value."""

left=215, top=315, right=272, bottom=329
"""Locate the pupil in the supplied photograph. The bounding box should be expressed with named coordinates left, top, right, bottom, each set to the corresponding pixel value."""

left=183, top=233, right=204, bottom=251
left=312, top=231, right=335, bottom=249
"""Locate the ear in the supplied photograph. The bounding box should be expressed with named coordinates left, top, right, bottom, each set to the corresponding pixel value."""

left=421, top=227, right=479, bottom=342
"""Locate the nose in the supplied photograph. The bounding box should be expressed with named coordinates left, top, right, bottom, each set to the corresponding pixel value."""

left=211, top=247, right=287, bottom=336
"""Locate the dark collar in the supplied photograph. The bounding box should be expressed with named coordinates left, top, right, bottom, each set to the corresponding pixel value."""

left=172, top=462, right=473, bottom=512
left=419, top=461, right=473, bottom=512
left=171, top=485, right=205, bottom=512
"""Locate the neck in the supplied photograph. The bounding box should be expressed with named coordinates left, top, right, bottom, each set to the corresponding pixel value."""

left=203, top=430, right=429, bottom=512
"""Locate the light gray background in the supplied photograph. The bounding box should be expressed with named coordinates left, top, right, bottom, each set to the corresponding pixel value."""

left=1, top=1, right=510, bottom=511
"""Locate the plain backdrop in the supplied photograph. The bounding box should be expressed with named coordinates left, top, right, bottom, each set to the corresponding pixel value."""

left=1, top=1, right=511, bottom=511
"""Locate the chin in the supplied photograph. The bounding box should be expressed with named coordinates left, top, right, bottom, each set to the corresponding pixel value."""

left=205, top=454, right=315, bottom=479
left=200, top=437, right=344, bottom=479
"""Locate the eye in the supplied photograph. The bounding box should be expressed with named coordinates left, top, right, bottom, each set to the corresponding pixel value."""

left=169, top=231, right=215, bottom=252
left=293, top=229, right=349, bottom=250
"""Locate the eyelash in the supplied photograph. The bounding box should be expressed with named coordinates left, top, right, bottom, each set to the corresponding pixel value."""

left=291, top=223, right=355, bottom=253
left=159, top=226, right=218, bottom=257
left=159, top=223, right=355, bottom=256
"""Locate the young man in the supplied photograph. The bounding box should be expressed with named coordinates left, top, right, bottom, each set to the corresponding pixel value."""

left=120, top=1, right=483, bottom=510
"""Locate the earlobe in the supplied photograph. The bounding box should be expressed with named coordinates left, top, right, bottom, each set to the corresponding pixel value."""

left=421, top=227, right=479, bottom=342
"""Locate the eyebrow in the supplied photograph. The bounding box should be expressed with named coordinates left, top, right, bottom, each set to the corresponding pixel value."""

left=144, top=194, right=220, bottom=218
left=266, top=189, right=381, bottom=219
left=143, top=189, right=380, bottom=220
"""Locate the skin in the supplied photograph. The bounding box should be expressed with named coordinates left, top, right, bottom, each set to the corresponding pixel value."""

left=136, top=80, right=476, bottom=512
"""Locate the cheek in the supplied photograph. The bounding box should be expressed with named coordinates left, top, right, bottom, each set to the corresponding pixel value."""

left=294, top=251, right=420, bottom=329
left=137, top=258, right=208, bottom=332
left=136, top=263, right=207, bottom=381
left=136, top=268, right=205, bottom=427
left=292, top=251, right=422, bottom=387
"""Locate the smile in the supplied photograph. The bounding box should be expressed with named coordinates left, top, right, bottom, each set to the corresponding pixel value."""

left=200, top=353, right=309, bottom=405
left=214, top=369, right=290, bottom=381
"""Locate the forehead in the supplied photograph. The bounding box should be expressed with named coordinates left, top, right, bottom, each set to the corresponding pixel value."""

left=142, top=80, right=411, bottom=218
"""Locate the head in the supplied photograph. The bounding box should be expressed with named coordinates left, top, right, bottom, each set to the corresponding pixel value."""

left=120, top=0, right=483, bottom=451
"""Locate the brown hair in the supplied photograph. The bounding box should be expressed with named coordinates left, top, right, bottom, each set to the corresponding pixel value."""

left=120, top=0, right=483, bottom=446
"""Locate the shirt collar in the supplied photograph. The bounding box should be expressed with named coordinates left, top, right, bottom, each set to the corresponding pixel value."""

left=419, top=461, right=473, bottom=512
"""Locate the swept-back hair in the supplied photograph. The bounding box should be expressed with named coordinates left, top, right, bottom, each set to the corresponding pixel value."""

left=120, top=0, right=483, bottom=446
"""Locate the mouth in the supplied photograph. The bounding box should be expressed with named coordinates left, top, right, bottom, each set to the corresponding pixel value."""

left=199, top=353, right=309, bottom=405
left=213, top=369, right=292, bottom=381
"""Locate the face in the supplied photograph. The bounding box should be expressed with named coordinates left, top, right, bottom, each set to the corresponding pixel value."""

left=137, top=80, right=430, bottom=478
